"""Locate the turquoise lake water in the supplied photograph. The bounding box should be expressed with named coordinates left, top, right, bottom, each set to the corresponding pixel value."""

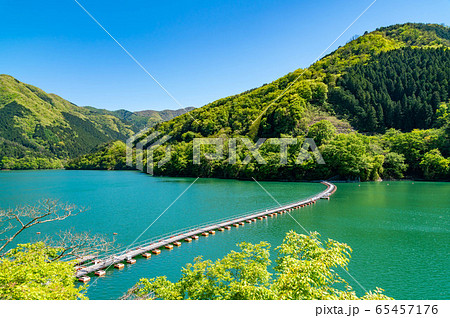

left=0, top=170, right=448, bottom=299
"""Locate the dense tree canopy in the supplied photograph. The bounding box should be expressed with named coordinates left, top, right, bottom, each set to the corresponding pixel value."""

left=329, top=48, right=450, bottom=132
left=0, top=243, right=86, bottom=300
left=68, top=121, right=449, bottom=181
left=66, top=141, right=132, bottom=170
left=420, top=149, right=450, bottom=180
left=126, top=231, right=391, bottom=300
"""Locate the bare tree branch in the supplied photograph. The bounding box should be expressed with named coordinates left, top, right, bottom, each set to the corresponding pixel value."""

left=47, top=230, right=116, bottom=262
left=0, top=199, right=87, bottom=256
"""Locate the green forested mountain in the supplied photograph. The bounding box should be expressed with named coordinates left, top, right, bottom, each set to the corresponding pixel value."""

left=0, top=74, right=137, bottom=168
left=123, top=23, right=449, bottom=181
left=142, top=23, right=449, bottom=142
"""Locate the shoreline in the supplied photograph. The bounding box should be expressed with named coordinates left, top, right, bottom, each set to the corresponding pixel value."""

left=1, top=168, right=449, bottom=182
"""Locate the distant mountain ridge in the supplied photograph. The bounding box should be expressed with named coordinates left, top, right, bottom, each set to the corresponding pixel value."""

left=135, top=107, right=195, bottom=128
left=85, top=106, right=195, bottom=131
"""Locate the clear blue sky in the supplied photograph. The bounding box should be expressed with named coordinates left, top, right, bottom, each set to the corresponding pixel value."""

left=1, top=0, right=449, bottom=111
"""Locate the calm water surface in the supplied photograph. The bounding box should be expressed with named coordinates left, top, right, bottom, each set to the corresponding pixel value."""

left=0, top=170, right=448, bottom=300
